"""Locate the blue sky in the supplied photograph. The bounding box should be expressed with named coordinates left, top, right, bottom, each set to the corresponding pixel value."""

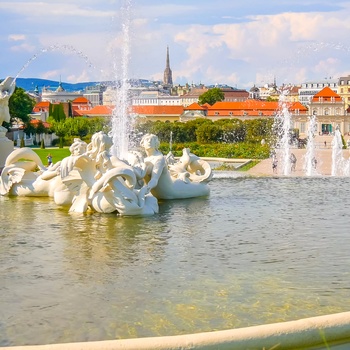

left=1, top=0, right=350, bottom=89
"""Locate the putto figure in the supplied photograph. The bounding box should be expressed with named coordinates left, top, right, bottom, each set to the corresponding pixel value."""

left=0, top=132, right=213, bottom=216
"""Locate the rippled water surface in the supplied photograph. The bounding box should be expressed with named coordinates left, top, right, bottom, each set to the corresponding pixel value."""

left=1, top=175, right=350, bottom=346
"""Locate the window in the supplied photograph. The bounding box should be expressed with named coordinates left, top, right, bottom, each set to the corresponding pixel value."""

left=300, top=122, right=305, bottom=133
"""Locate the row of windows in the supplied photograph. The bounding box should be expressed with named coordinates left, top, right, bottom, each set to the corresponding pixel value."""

left=301, top=83, right=336, bottom=88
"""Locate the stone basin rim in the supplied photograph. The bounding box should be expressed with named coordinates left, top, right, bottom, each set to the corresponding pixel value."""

left=3, top=311, right=350, bottom=350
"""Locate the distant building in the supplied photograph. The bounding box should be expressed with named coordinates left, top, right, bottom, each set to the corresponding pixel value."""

left=180, top=87, right=208, bottom=107
left=205, top=100, right=307, bottom=121
left=132, top=105, right=184, bottom=122
left=221, top=87, right=249, bottom=102
left=71, top=97, right=92, bottom=116
left=83, top=84, right=106, bottom=107
left=163, top=46, right=173, bottom=88
left=293, top=86, right=350, bottom=137
left=298, top=79, right=338, bottom=105
left=337, top=75, right=350, bottom=109
left=41, top=81, right=83, bottom=103
left=249, top=85, right=260, bottom=99
left=180, top=103, right=208, bottom=122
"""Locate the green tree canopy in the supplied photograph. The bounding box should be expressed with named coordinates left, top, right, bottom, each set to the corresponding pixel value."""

left=8, top=87, right=36, bottom=124
left=50, top=103, right=67, bottom=122
left=198, top=88, right=225, bottom=105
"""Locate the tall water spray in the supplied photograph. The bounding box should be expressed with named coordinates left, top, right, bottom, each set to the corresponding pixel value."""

left=111, top=0, right=132, bottom=159
left=331, top=127, right=347, bottom=176
left=13, top=45, right=96, bottom=83
left=274, top=89, right=292, bottom=175
left=304, top=113, right=318, bottom=176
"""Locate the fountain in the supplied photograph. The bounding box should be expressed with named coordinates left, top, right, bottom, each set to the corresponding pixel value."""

left=273, top=88, right=294, bottom=175
left=331, top=126, right=350, bottom=176
left=273, top=92, right=350, bottom=177
left=110, top=0, right=132, bottom=159
left=303, top=112, right=318, bottom=176
left=2, top=2, right=350, bottom=349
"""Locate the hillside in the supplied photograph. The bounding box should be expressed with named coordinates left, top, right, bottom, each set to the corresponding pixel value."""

left=13, top=78, right=99, bottom=92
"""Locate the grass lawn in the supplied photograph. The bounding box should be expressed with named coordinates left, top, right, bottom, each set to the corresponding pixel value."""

left=33, top=148, right=71, bottom=165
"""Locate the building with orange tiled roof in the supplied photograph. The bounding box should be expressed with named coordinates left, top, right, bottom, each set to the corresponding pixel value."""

left=76, top=105, right=114, bottom=118
left=33, top=101, right=50, bottom=113
left=180, top=103, right=208, bottom=122
left=300, top=86, right=350, bottom=135
left=132, top=105, right=184, bottom=122
left=71, top=97, right=92, bottom=116
left=180, top=100, right=308, bottom=123
left=32, top=101, right=51, bottom=122
left=299, top=79, right=338, bottom=105
left=206, top=100, right=284, bottom=120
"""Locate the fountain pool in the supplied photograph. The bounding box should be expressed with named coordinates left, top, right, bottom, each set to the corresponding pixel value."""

left=1, top=174, right=350, bottom=347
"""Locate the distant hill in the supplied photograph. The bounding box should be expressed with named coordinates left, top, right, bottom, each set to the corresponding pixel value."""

left=12, top=78, right=100, bottom=92
left=1, top=77, right=164, bottom=92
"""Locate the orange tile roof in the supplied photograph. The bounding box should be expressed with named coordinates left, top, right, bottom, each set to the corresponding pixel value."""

left=131, top=105, right=184, bottom=115
left=184, top=102, right=207, bottom=111
left=210, top=100, right=280, bottom=111
left=87, top=105, right=114, bottom=115
left=72, top=97, right=90, bottom=103
left=73, top=109, right=86, bottom=117
left=34, top=101, right=50, bottom=108
left=30, top=119, right=50, bottom=128
left=312, top=87, right=342, bottom=102
left=206, top=100, right=307, bottom=117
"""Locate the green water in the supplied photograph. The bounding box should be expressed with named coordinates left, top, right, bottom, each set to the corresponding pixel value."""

left=1, top=175, right=350, bottom=346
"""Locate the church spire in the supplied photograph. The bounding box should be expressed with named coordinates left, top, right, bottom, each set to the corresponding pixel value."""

left=163, top=46, right=173, bottom=87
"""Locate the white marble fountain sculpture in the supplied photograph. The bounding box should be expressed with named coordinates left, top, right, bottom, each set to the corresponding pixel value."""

left=0, top=77, right=16, bottom=169
left=0, top=131, right=213, bottom=216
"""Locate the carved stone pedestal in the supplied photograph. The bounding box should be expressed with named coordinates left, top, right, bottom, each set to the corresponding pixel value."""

left=0, top=128, right=14, bottom=173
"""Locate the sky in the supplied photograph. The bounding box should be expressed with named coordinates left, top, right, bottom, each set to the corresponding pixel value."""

left=1, top=0, right=350, bottom=89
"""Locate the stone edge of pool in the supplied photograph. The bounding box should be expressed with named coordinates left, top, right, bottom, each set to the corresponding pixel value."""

left=3, top=311, right=350, bottom=350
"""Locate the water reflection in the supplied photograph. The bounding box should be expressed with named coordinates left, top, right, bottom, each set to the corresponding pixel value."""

left=1, top=177, right=350, bottom=346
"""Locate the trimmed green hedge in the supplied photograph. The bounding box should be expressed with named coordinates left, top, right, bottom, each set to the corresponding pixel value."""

left=160, top=142, right=270, bottom=159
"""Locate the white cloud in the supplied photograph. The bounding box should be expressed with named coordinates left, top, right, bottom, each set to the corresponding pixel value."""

left=10, top=42, right=36, bottom=52
left=2, top=1, right=350, bottom=86
left=0, top=1, right=113, bottom=19
left=8, top=34, right=26, bottom=41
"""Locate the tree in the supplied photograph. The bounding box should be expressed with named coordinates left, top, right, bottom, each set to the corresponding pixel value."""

left=217, top=119, right=246, bottom=143
left=48, top=119, right=69, bottom=148
left=196, top=121, right=222, bottom=143
left=8, top=87, right=36, bottom=124
left=64, top=117, right=90, bottom=138
left=198, top=88, right=224, bottom=105
left=35, top=120, right=48, bottom=142
left=50, top=103, right=66, bottom=122
left=23, top=121, right=36, bottom=137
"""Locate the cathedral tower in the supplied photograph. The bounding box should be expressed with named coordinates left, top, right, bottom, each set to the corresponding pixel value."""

left=163, top=46, right=173, bottom=86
